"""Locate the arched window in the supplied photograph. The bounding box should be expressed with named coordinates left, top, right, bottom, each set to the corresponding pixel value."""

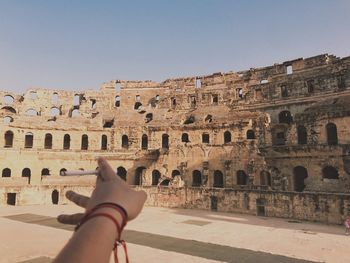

left=117, top=166, right=127, bottom=181
left=50, top=107, right=60, bottom=117
left=181, top=133, right=189, bottom=143
left=134, top=167, right=146, bottom=185
left=122, top=135, right=129, bottom=149
left=44, top=133, right=52, bottom=149
left=3, top=95, right=14, bottom=105
left=2, top=106, right=16, bottom=114
left=322, top=166, right=339, bottom=179
left=73, top=94, right=80, bottom=105
left=297, top=125, right=307, bottom=145
left=22, top=168, right=31, bottom=184
left=60, top=168, right=67, bottom=176
left=278, top=111, right=293, bottom=124
left=213, top=170, right=224, bottom=188
left=260, top=171, right=271, bottom=186
left=101, top=135, right=108, bottom=150
left=134, top=102, right=142, bottom=110
left=141, top=134, right=148, bottom=150
left=25, top=132, right=34, bottom=148
left=2, top=168, right=11, bottom=177
left=145, top=113, right=153, bottom=122
left=202, top=133, right=209, bottom=144
left=236, top=170, right=248, bottom=185
left=246, top=130, right=255, bottom=139
left=4, top=130, right=14, bottom=147
left=152, top=170, right=161, bottom=185
left=172, top=170, right=181, bottom=177
left=52, top=92, right=59, bottom=104
left=41, top=168, right=50, bottom=176
left=162, top=134, right=169, bottom=149
left=25, top=109, right=38, bottom=116
left=71, top=109, right=80, bottom=117
left=224, top=131, right=231, bottom=143
left=326, top=123, right=338, bottom=145
left=293, top=166, right=308, bottom=192
left=4, top=116, right=13, bottom=124
left=192, top=170, right=202, bottom=187
left=63, top=134, right=70, bottom=149
left=81, top=134, right=88, bottom=150
left=52, top=190, right=59, bottom=204
left=115, top=96, right=120, bottom=107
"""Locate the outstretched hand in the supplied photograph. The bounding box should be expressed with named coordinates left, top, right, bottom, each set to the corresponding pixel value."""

left=58, top=157, right=147, bottom=225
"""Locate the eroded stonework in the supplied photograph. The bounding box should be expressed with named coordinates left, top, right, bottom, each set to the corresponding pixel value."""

left=0, top=54, right=349, bottom=223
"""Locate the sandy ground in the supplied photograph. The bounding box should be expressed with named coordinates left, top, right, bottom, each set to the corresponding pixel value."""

left=0, top=205, right=348, bottom=263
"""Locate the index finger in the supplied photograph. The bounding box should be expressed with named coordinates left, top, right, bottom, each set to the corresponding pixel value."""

left=97, top=157, right=117, bottom=181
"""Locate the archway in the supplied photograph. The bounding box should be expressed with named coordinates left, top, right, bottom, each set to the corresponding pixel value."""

left=52, top=190, right=59, bottom=204
left=293, top=166, right=308, bottom=192
left=213, top=170, right=224, bottom=188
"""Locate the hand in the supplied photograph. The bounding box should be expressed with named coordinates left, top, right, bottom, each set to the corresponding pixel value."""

left=58, top=157, right=147, bottom=225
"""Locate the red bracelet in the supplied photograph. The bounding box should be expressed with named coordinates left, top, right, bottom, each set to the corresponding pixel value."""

left=75, top=203, right=129, bottom=263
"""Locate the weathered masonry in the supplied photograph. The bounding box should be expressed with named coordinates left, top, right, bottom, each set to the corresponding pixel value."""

left=1, top=54, right=350, bottom=224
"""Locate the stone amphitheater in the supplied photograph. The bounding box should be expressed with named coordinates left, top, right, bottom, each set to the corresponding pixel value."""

left=1, top=53, right=349, bottom=224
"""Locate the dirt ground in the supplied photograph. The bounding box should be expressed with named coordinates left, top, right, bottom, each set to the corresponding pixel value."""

left=0, top=205, right=348, bottom=263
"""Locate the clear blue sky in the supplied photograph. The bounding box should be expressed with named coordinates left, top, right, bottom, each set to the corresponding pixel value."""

left=0, top=0, right=349, bottom=92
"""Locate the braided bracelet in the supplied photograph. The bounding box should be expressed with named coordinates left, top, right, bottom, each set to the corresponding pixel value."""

left=75, top=202, right=129, bottom=263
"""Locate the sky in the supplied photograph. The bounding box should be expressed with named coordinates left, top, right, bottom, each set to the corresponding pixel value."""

left=0, top=0, right=349, bottom=92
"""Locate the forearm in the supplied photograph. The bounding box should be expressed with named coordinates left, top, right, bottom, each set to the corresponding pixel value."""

left=54, top=209, right=122, bottom=263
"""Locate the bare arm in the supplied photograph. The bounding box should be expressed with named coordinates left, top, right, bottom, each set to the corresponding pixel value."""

left=54, top=157, right=147, bottom=263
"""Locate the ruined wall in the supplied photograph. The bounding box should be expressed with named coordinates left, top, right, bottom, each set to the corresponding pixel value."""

left=0, top=53, right=350, bottom=223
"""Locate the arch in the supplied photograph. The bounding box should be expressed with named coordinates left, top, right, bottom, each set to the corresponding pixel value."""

left=3, top=95, right=14, bottom=105
left=44, top=133, right=53, bottom=149
left=51, top=190, right=59, bottom=205
left=172, top=170, right=181, bottom=177
left=4, top=130, right=14, bottom=147
left=134, top=102, right=142, bottom=110
left=322, top=166, right=339, bottom=179
left=192, top=170, right=202, bottom=187
left=22, top=168, right=31, bottom=184
left=162, top=134, right=169, bottom=149
left=71, top=109, right=80, bottom=117
left=52, top=92, right=59, bottom=104
left=297, top=125, right=307, bottom=145
left=73, top=94, right=80, bottom=105
left=326, top=123, right=338, bottom=145
left=41, top=168, right=50, bottom=176
left=101, top=135, right=108, bottom=150
left=224, top=131, right=231, bottom=143
left=63, top=134, right=70, bottom=149
left=236, top=170, right=248, bottom=185
left=116, top=166, right=127, bottom=181
left=115, top=96, right=120, bottom=107
left=278, top=111, right=293, bottom=124
left=134, top=167, right=146, bottom=185
left=59, top=168, right=67, bottom=176
left=50, top=107, right=60, bottom=117
left=181, top=133, right=189, bottom=143
left=260, top=171, right=271, bottom=186
left=246, top=130, right=255, bottom=139
left=81, top=134, right=88, bottom=150
left=156, top=95, right=160, bottom=101
left=141, top=134, right=148, bottom=150
left=152, top=170, right=161, bottom=185
left=213, top=170, right=224, bottom=188
left=122, top=135, right=129, bottom=149
left=1, top=106, right=16, bottom=114
left=2, top=168, right=11, bottom=177
left=160, top=179, right=170, bottom=186
left=4, top=116, right=14, bottom=124
left=30, top=91, right=38, bottom=100
left=25, top=132, right=34, bottom=148
left=25, top=108, right=38, bottom=116
left=293, top=166, right=308, bottom=192
left=145, top=113, right=153, bottom=122
left=202, top=133, right=209, bottom=143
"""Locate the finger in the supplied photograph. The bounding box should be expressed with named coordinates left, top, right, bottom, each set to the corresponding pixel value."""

left=98, top=157, right=117, bottom=181
left=66, top=190, right=89, bottom=208
left=57, top=213, right=84, bottom=225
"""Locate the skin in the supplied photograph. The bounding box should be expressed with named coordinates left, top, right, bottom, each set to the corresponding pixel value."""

left=54, top=157, right=147, bottom=263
